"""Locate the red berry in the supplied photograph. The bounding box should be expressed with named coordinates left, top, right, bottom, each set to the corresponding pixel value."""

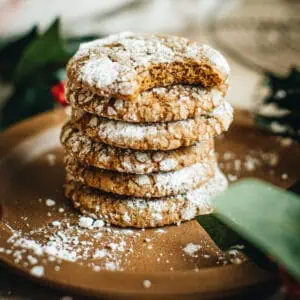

left=51, top=81, right=68, bottom=106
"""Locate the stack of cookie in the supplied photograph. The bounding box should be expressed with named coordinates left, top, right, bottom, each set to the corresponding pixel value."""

left=61, top=32, right=233, bottom=228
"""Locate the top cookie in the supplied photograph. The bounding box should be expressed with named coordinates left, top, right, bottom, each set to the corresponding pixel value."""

left=67, top=32, right=230, bottom=100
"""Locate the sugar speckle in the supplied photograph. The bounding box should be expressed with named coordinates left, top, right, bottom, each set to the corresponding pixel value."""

left=143, top=279, right=152, bottom=288
left=46, top=153, right=56, bottom=166
left=93, top=219, right=105, bottom=228
left=78, top=216, right=94, bottom=229
left=280, top=137, right=293, bottom=147
left=45, top=199, right=56, bottom=207
left=105, top=261, right=118, bottom=271
left=30, top=265, right=44, bottom=277
left=27, top=255, right=38, bottom=265
left=52, top=221, right=61, bottom=227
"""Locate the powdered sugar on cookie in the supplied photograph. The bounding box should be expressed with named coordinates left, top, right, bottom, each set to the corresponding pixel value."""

left=67, top=32, right=230, bottom=99
left=60, top=122, right=214, bottom=174
left=71, top=102, right=233, bottom=150
left=65, top=154, right=216, bottom=198
left=67, top=167, right=228, bottom=228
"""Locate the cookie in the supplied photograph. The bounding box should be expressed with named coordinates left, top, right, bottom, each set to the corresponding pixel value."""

left=66, top=32, right=230, bottom=101
left=64, top=167, right=228, bottom=228
left=66, top=80, right=227, bottom=123
left=64, top=154, right=216, bottom=198
left=60, top=122, right=214, bottom=174
left=71, top=102, right=233, bottom=151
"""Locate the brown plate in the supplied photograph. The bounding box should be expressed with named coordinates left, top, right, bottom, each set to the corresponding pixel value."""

left=0, top=109, right=299, bottom=299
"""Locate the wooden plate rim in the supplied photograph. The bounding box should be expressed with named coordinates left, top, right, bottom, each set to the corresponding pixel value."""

left=0, top=109, right=277, bottom=298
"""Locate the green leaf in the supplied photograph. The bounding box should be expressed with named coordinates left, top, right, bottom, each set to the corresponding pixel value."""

left=197, top=215, right=240, bottom=250
left=15, top=18, right=70, bottom=82
left=0, top=83, right=55, bottom=130
left=197, top=214, right=274, bottom=272
left=213, top=179, right=300, bottom=280
left=288, top=181, right=300, bottom=195
left=0, top=27, right=38, bottom=81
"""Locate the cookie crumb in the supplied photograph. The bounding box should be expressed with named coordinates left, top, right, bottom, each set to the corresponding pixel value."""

left=55, top=266, right=61, bottom=271
left=27, top=255, right=38, bottom=265
left=105, top=261, right=117, bottom=271
left=231, top=257, right=243, bottom=264
left=183, top=243, right=201, bottom=257
left=223, top=151, right=234, bottom=160
left=227, top=174, right=237, bottom=182
left=244, top=156, right=259, bottom=171
left=78, top=216, right=94, bottom=228
left=93, top=265, right=101, bottom=272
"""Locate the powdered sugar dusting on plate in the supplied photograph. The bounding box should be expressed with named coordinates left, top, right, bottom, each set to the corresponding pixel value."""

left=3, top=217, right=143, bottom=273
left=183, top=243, right=201, bottom=257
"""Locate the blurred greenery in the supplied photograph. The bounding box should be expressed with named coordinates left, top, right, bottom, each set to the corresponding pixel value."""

left=255, top=67, right=300, bottom=142
left=0, top=18, right=98, bottom=130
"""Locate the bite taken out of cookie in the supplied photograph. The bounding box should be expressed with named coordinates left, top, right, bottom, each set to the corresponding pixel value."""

left=67, top=32, right=230, bottom=101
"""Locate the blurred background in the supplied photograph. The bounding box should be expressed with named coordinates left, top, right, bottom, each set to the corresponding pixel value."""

left=0, top=0, right=299, bottom=136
